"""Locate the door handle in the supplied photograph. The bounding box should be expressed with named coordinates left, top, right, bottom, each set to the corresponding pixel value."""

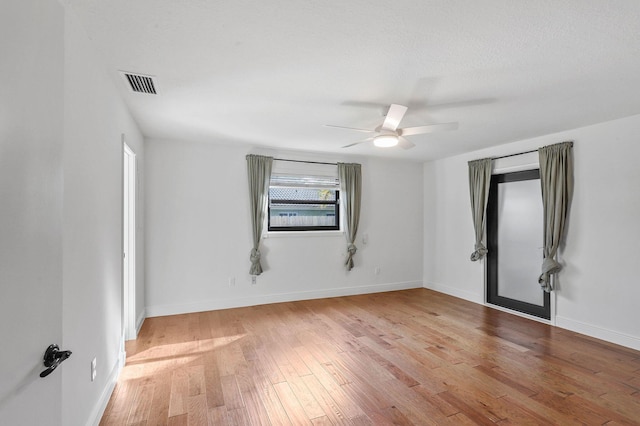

left=39, top=344, right=72, bottom=378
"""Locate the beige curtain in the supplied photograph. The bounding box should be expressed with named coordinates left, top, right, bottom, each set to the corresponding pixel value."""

left=246, top=154, right=273, bottom=275
left=538, top=141, right=574, bottom=292
left=338, top=163, right=362, bottom=271
left=468, top=158, right=493, bottom=261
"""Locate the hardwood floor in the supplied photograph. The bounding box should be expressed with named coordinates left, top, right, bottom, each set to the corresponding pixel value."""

left=100, top=289, right=640, bottom=425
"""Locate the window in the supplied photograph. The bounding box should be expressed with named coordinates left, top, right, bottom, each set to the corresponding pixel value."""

left=268, top=175, right=340, bottom=231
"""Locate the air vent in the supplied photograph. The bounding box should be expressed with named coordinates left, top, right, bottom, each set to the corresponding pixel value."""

left=120, top=71, right=157, bottom=95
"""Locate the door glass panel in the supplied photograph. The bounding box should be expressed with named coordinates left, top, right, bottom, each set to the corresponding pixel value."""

left=497, top=179, right=544, bottom=306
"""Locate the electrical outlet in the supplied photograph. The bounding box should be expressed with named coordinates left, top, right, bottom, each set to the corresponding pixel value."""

left=251, top=275, right=257, bottom=285
left=374, top=266, right=381, bottom=275
left=91, top=357, right=97, bottom=382
left=228, top=277, right=235, bottom=287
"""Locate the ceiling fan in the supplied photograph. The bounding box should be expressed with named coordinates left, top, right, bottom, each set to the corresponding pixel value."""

left=325, top=104, right=458, bottom=149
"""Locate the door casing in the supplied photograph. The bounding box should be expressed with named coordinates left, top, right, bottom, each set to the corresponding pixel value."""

left=123, top=141, right=137, bottom=341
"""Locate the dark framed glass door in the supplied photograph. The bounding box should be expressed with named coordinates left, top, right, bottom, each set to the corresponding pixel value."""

left=486, top=169, right=550, bottom=320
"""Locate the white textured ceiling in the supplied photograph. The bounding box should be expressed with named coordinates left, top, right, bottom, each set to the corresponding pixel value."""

left=66, top=0, right=640, bottom=161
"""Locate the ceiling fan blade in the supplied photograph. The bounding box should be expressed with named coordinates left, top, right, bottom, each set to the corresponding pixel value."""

left=399, top=122, right=458, bottom=136
left=397, top=137, right=415, bottom=150
left=341, top=138, right=373, bottom=148
left=381, top=104, right=408, bottom=131
left=324, top=124, right=375, bottom=133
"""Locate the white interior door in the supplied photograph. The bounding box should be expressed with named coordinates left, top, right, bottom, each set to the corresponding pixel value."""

left=0, top=0, right=65, bottom=422
left=0, top=129, right=65, bottom=425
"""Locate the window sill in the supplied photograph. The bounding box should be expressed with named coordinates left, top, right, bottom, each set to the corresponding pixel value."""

left=264, top=230, right=344, bottom=239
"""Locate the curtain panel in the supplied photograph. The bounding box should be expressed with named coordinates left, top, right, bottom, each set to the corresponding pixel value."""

left=468, top=158, right=493, bottom=261
left=337, top=163, right=362, bottom=271
left=246, top=154, right=273, bottom=275
left=538, top=141, right=574, bottom=292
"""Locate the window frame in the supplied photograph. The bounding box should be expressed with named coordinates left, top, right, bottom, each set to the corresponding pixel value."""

left=267, top=186, right=341, bottom=232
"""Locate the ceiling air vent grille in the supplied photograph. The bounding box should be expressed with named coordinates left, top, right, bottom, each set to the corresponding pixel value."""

left=120, top=72, right=157, bottom=95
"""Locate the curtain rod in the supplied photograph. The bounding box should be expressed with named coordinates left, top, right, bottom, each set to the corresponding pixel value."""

left=492, top=141, right=573, bottom=161
left=274, top=158, right=338, bottom=166
left=492, top=149, right=538, bottom=160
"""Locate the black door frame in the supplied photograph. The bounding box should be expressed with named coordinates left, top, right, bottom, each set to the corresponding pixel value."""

left=486, top=169, right=550, bottom=320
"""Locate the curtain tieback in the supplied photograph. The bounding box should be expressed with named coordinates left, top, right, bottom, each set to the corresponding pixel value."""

left=344, top=243, right=357, bottom=271
left=249, top=247, right=263, bottom=276
left=538, top=257, right=561, bottom=292
left=540, top=257, right=561, bottom=276
left=470, top=243, right=488, bottom=262
left=250, top=248, right=261, bottom=264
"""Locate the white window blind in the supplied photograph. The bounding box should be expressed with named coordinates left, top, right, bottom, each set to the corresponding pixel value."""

left=270, top=160, right=338, bottom=187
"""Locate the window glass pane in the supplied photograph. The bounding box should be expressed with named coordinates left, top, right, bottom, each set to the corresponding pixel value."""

left=268, top=173, right=340, bottom=231
left=269, top=203, right=338, bottom=227
left=268, top=186, right=339, bottom=230
left=497, top=179, right=544, bottom=306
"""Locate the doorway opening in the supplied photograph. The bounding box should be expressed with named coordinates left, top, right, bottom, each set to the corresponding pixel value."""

left=486, top=169, right=550, bottom=320
left=123, top=142, right=137, bottom=340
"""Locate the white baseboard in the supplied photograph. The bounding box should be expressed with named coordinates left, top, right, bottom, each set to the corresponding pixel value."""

left=88, top=355, right=123, bottom=426
left=556, top=316, right=640, bottom=351
left=423, top=281, right=483, bottom=305
left=136, top=309, right=146, bottom=335
left=146, top=281, right=423, bottom=318
left=425, top=282, right=640, bottom=351
left=119, top=346, right=127, bottom=370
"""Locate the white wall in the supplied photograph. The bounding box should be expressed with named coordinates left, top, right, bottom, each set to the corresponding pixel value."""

left=0, top=0, right=64, bottom=424
left=145, top=139, right=423, bottom=316
left=62, top=7, right=145, bottom=426
left=424, top=114, right=640, bottom=350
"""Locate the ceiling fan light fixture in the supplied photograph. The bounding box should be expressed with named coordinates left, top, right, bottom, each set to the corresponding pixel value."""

left=331, top=103, right=459, bottom=150
left=373, top=134, right=399, bottom=148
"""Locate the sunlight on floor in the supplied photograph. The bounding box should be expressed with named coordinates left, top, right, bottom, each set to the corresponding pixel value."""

left=120, top=334, right=246, bottom=380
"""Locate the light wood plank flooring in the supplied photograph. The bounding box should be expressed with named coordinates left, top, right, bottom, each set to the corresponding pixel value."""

left=100, top=289, right=640, bottom=425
